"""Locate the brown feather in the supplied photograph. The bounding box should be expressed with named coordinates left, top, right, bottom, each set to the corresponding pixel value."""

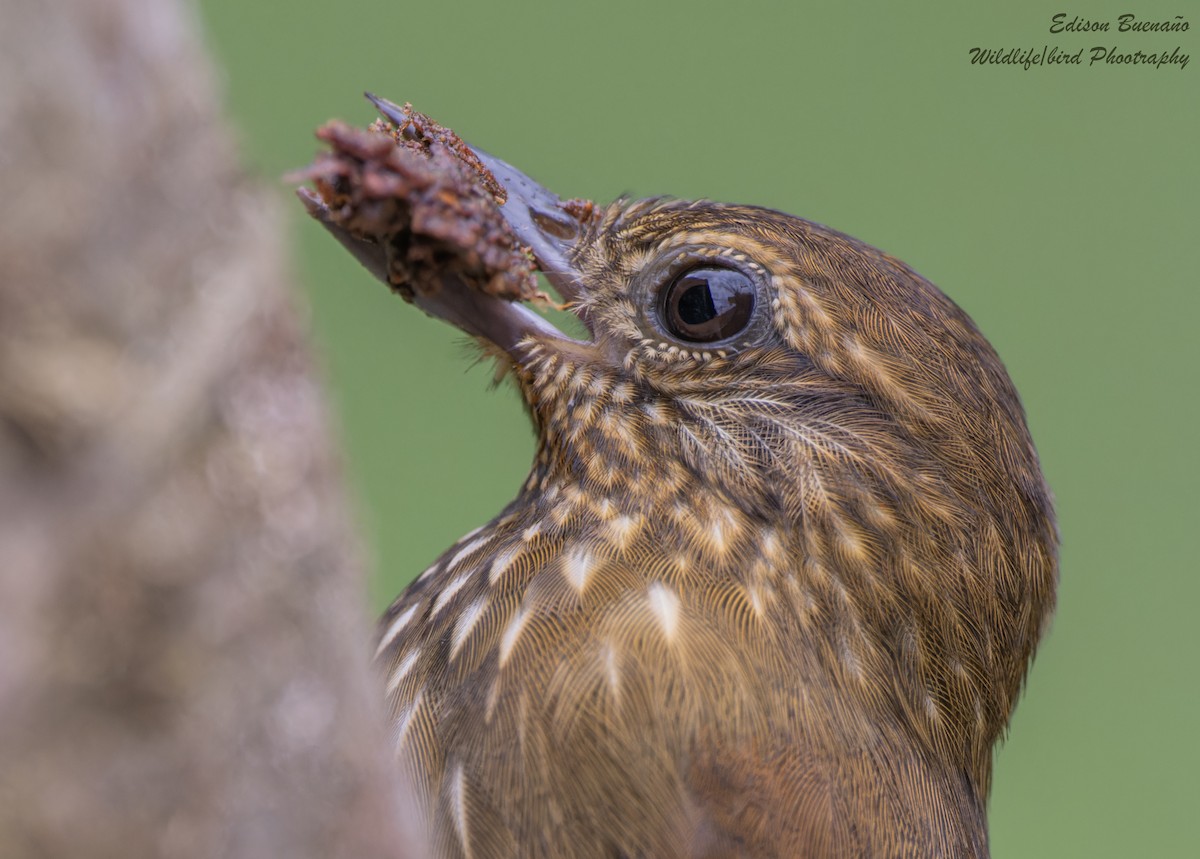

left=376, top=200, right=1056, bottom=858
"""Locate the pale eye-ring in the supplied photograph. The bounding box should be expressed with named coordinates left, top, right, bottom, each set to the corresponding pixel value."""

left=657, top=266, right=756, bottom=343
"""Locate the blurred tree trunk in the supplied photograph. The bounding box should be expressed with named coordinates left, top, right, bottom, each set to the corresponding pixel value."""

left=0, top=1, right=404, bottom=856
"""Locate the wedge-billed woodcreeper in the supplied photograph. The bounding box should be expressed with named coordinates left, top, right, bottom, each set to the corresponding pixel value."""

left=308, top=96, right=1057, bottom=859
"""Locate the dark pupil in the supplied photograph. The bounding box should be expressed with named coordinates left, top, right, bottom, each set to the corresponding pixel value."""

left=662, top=267, right=755, bottom=343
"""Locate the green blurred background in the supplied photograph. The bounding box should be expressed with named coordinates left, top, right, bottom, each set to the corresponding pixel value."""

left=199, top=1, right=1196, bottom=855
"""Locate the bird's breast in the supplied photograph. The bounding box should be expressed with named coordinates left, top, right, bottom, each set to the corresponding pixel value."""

left=376, top=496, right=989, bottom=858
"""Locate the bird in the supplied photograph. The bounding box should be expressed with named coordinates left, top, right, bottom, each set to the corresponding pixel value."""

left=323, top=99, right=1058, bottom=858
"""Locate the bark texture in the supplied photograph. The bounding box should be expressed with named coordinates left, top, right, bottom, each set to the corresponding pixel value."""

left=0, top=1, right=404, bottom=856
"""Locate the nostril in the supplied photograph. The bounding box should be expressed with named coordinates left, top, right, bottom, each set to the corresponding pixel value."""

left=532, top=209, right=579, bottom=241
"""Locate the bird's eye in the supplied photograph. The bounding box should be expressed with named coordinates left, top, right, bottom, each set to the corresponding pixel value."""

left=658, top=266, right=756, bottom=343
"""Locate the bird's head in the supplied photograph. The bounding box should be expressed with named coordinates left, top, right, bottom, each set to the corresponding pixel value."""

left=469, top=153, right=1055, bottom=551
left=309, top=109, right=1057, bottom=795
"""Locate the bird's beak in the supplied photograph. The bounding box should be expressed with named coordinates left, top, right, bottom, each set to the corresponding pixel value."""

left=462, top=146, right=588, bottom=308
left=358, top=94, right=590, bottom=354
left=299, top=95, right=593, bottom=357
